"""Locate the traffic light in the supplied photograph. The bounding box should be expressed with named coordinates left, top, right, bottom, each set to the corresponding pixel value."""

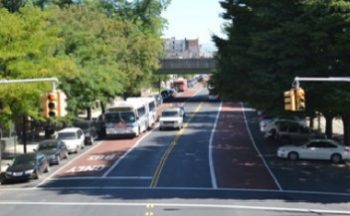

left=284, top=89, right=296, bottom=111
left=47, top=91, right=58, bottom=117
left=295, top=87, right=305, bottom=111
left=56, top=90, right=68, bottom=117
left=40, top=90, right=68, bottom=118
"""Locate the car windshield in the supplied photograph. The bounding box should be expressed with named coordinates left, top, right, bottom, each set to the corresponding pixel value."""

left=105, top=112, right=136, bottom=123
left=38, top=141, right=58, bottom=150
left=58, top=132, right=77, bottom=140
left=162, top=111, right=179, bottom=117
left=12, top=155, right=36, bottom=167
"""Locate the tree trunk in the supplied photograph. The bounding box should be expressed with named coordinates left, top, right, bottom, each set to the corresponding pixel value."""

left=342, top=113, right=350, bottom=146
left=100, top=101, right=105, bottom=114
left=22, top=115, right=27, bottom=154
left=324, top=113, right=333, bottom=139
left=86, top=107, right=92, bottom=120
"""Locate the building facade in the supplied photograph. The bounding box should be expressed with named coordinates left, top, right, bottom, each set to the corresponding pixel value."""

left=163, top=37, right=202, bottom=59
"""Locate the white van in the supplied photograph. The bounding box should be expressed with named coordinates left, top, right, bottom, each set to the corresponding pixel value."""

left=127, top=97, right=157, bottom=129
left=57, top=127, right=85, bottom=153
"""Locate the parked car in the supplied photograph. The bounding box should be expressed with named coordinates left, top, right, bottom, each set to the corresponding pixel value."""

left=159, top=107, right=185, bottom=130
left=277, top=139, right=350, bottom=163
left=259, top=115, right=275, bottom=132
left=57, top=127, right=85, bottom=153
left=73, top=119, right=98, bottom=145
left=36, top=139, right=68, bottom=165
left=261, top=117, right=306, bottom=133
left=264, top=120, right=316, bottom=143
left=4, top=152, right=50, bottom=182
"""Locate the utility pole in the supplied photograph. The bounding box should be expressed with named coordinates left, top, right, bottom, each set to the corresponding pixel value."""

left=0, top=77, right=59, bottom=154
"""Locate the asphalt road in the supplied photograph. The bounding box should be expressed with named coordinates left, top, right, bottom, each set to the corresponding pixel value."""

left=1, top=87, right=350, bottom=215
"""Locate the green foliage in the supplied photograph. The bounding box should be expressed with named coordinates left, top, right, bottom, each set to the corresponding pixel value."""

left=0, top=6, right=79, bottom=128
left=213, top=0, right=350, bottom=117
left=0, top=0, right=167, bottom=129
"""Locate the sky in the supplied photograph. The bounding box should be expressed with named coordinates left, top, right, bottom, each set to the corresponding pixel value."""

left=161, top=0, right=225, bottom=52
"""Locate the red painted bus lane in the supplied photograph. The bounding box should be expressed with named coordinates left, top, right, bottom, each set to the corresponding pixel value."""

left=53, top=137, right=147, bottom=178
left=213, top=102, right=279, bottom=190
left=51, top=86, right=203, bottom=179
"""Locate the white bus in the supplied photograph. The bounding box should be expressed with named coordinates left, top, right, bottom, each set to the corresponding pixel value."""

left=104, top=101, right=148, bottom=138
left=127, top=97, right=157, bottom=129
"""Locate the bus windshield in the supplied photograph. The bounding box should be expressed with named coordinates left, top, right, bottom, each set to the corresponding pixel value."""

left=105, top=112, right=136, bottom=123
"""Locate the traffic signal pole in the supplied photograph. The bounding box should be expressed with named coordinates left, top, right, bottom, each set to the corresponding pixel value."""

left=293, top=76, right=350, bottom=87
left=0, top=77, right=59, bottom=91
left=0, top=77, right=59, bottom=154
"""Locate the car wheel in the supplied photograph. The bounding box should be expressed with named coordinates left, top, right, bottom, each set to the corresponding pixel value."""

left=331, top=154, right=342, bottom=164
left=288, top=152, right=299, bottom=161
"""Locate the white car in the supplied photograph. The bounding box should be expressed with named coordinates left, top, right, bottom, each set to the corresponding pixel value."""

left=277, top=139, right=350, bottom=163
left=57, top=128, right=85, bottom=153
left=159, top=108, right=184, bottom=130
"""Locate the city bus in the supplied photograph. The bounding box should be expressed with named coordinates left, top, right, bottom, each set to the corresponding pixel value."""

left=104, top=100, right=148, bottom=138
left=127, top=97, right=157, bottom=129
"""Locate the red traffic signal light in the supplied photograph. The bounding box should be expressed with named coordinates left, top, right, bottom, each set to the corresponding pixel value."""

left=47, top=92, right=58, bottom=117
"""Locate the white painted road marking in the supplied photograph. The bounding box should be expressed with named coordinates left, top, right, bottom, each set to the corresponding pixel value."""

left=241, top=102, right=283, bottom=191
left=208, top=101, right=222, bottom=189
left=44, top=176, right=152, bottom=181
left=64, top=165, right=106, bottom=173
left=2, top=186, right=350, bottom=197
left=101, top=127, right=156, bottom=178
left=36, top=141, right=104, bottom=187
left=0, top=201, right=348, bottom=215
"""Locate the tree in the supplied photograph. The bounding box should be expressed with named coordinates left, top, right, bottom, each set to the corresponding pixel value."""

left=213, top=0, right=350, bottom=144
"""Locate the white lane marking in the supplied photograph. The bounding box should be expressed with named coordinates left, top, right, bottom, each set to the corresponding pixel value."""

left=44, top=176, right=152, bottom=181
left=101, top=129, right=155, bottom=177
left=208, top=101, right=222, bottom=189
left=36, top=141, right=104, bottom=187
left=2, top=186, right=350, bottom=197
left=241, top=102, right=283, bottom=191
left=0, top=201, right=349, bottom=214
left=103, top=87, right=204, bottom=178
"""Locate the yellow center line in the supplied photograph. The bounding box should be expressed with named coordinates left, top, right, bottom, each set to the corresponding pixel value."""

left=150, top=102, right=204, bottom=188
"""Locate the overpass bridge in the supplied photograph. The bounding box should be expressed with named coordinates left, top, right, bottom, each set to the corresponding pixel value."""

left=157, top=58, right=215, bottom=74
